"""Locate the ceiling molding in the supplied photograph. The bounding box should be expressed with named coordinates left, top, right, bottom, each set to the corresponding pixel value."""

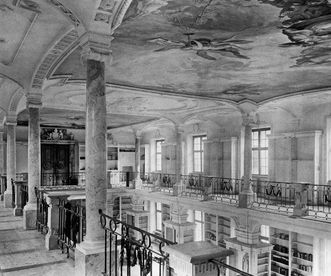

left=1, top=12, right=38, bottom=66
left=258, top=86, right=331, bottom=106
left=48, top=0, right=81, bottom=27
left=31, top=28, right=79, bottom=89
left=8, top=88, right=24, bottom=114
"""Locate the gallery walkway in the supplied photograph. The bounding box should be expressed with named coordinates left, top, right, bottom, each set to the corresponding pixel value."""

left=0, top=206, right=74, bottom=276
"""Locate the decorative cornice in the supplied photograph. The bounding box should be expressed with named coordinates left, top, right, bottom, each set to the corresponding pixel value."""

left=32, top=29, right=79, bottom=89
left=80, top=32, right=113, bottom=64
left=5, top=113, right=17, bottom=125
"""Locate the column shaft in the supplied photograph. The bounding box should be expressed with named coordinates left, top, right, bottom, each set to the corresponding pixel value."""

left=6, top=124, right=16, bottom=190
left=0, top=132, right=4, bottom=175
left=28, top=107, right=40, bottom=204
left=23, top=107, right=40, bottom=229
left=4, top=123, right=16, bottom=208
left=243, top=123, right=252, bottom=192
left=85, top=59, right=107, bottom=243
left=175, top=129, right=182, bottom=184
left=135, top=136, right=141, bottom=177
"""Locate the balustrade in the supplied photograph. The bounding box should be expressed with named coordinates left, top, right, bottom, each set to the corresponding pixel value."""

left=41, top=172, right=85, bottom=187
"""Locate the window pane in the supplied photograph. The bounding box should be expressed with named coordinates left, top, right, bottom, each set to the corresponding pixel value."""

left=156, top=212, right=162, bottom=230
left=195, top=211, right=202, bottom=221
left=194, top=138, right=201, bottom=151
left=251, top=128, right=270, bottom=175
left=156, top=155, right=162, bottom=170
left=260, top=150, right=268, bottom=175
left=252, top=150, right=259, bottom=174
left=260, top=131, right=268, bottom=147
left=194, top=152, right=201, bottom=172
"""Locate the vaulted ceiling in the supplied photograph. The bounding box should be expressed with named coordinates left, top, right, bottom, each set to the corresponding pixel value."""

left=1, top=0, right=331, bottom=129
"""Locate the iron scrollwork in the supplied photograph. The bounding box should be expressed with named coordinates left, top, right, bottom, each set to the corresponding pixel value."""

left=99, top=209, right=175, bottom=276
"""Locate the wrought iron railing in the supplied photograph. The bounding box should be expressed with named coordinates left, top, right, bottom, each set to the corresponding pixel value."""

left=141, top=172, right=160, bottom=185
left=99, top=209, right=175, bottom=276
left=181, top=174, right=205, bottom=197
left=305, top=183, right=331, bottom=219
left=41, top=172, right=85, bottom=187
left=11, top=178, right=15, bottom=208
left=160, top=173, right=176, bottom=189
left=207, top=177, right=242, bottom=203
left=251, top=179, right=296, bottom=212
left=0, top=176, right=6, bottom=199
left=58, top=199, right=86, bottom=258
left=35, top=187, right=49, bottom=234
left=20, top=183, right=28, bottom=209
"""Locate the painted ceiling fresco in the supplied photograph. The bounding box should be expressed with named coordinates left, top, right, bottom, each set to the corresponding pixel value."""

left=54, top=0, right=331, bottom=103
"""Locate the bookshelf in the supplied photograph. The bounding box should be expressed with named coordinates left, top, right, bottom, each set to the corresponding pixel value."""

left=205, top=213, right=231, bottom=247
left=270, top=228, right=314, bottom=276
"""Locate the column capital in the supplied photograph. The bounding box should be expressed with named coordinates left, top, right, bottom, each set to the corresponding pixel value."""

left=5, top=113, right=17, bottom=126
left=26, top=92, right=42, bottom=109
left=80, top=32, right=113, bottom=64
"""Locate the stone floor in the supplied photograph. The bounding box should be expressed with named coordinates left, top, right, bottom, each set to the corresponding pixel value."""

left=0, top=206, right=75, bottom=276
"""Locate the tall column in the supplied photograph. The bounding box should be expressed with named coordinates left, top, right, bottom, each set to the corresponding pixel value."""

left=134, top=132, right=142, bottom=189
left=0, top=129, right=4, bottom=201
left=75, top=32, right=112, bottom=276
left=23, top=93, right=41, bottom=229
left=4, top=117, right=16, bottom=208
left=173, top=126, right=184, bottom=196
left=239, top=113, right=256, bottom=208
left=0, top=129, right=4, bottom=176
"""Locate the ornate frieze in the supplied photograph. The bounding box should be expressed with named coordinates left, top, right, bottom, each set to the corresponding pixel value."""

left=40, top=128, right=74, bottom=141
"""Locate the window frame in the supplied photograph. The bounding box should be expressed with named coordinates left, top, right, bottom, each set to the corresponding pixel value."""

left=155, top=202, right=162, bottom=232
left=194, top=210, right=204, bottom=241
left=252, top=127, right=271, bottom=176
left=193, top=135, right=207, bottom=173
left=155, top=139, right=164, bottom=171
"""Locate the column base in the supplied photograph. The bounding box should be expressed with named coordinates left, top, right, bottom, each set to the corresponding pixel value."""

left=134, top=178, right=143, bottom=189
left=172, top=183, right=183, bottom=196
left=23, top=202, right=37, bottom=230
left=75, top=240, right=105, bottom=276
left=238, top=191, right=256, bottom=208
left=13, top=206, right=23, bottom=216
left=45, top=232, right=58, bottom=250
left=3, top=191, right=13, bottom=208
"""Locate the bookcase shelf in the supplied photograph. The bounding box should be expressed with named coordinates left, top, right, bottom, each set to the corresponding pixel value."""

left=204, top=213, right=230, bottom=246
left=270, top=228, right=314, bottom=276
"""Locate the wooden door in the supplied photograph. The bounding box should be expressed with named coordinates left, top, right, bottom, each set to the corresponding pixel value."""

left=41, top=144, right=69, bottom=186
